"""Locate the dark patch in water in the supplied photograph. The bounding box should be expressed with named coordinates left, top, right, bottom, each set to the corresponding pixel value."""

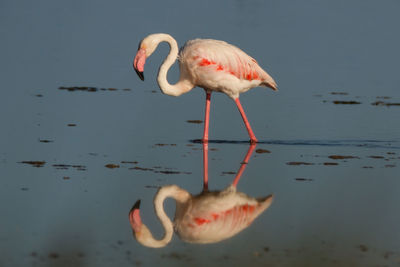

left=368, top=155, right=384, bottom=159
left=287, top=162, right=314, bottom=166
left=222, top=171, right=236, bottom=175
left=121, top=161, right=138, bottom=164
left=105, top=164, right=120, bottom=169
left=331, top=92, right=348, bottom=95
left=329, top=155, right=359, bottom=160
left=35, top=94, right=43, bottom=97
left=21, top=187, right=29, bottom=191
left=157, top=170, right=188, bottom=175
left=362, top=166, right=374, bottom=169
left=67, top=123, right=76, bottom=127
left=295, top=178, right=313, bottom=181
left=371, top=101, right=400, bottom=107
left=131, top=166, right=153, bottom=171
left=39, top=139, right=53, bottom=143
left=333, top=100, right=361, bottom=105
left=358, top=244, right=368, bottom=252
left=190, top=139, right=400, bottom=149
left=323, top=162, right=338, bottom=166
left=154, top=143, right=177, bottom=147
left=59, top=86, right=98, bottom=92
left=59, top=86, right=130, bottom=92
left=130, top=165, right=191, bottom=175
left=52, top=164, right=86, bottom=171
left=19, top=161, right=46, bottom=167
left=256, top=148, right=271, bottom=154
left=63, top=176, right=70, bottom=180
left=187, top=120, right=203, bottom=124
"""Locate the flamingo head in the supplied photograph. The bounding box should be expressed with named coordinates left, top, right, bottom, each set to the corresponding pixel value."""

left=129, top=199, right=164, bottom=248
left=133, top=34, right=160, bottom=81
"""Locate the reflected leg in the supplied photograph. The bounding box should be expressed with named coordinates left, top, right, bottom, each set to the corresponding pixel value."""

left=232, top=144, right=257, bottom=187
left=203, top=142, right=209, bottom=191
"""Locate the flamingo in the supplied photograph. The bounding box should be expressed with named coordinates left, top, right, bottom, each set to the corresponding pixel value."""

left=129, top=143, right=274, bottom=248
left=133, top=33, right=277, bottom=143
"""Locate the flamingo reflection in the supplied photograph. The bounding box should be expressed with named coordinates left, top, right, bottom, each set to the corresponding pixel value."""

left=129, top=144, right=273, bottom=248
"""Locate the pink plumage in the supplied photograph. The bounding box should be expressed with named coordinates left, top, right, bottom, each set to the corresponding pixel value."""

left=179, top=39, right=277, bottom=98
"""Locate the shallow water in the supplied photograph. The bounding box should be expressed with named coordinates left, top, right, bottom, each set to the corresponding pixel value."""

left=1, top=0, right=400, bottom=266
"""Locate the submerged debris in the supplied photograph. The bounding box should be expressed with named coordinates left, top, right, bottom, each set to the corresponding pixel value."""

left=39, top=139, right=53, bottom=143
left=18, top=161, right=46, bottom=167
left=186, top=120, right=203, bottom=124
left=256, top=148, right=271, bottom=154
left=295, top=178, right=313, bottom=181
left=59, top=86, right=98, bottom=92
left=59, top=86, right=131, bottom=92
left=105, top=164, right=120, bottom=169
left=154, top=143, right=177, bottom=147
left=52, top=164, right=86, bottom=171
left=333, top=100, right=361, bottom=105
left=323, top=162, right=339, bottom=166
left=371, top=101, right=400, bottom=107
left=331, top=92, right=349, bottom=95
left=328, top=155, right=359, bottom=160
left=286, top=162, right=314, bottom=166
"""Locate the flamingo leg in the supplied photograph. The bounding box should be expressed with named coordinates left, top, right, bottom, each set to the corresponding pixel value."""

left=235, top=98, right=258, bottom=143
left=202, top=91, right=212, bottom=143
left=232, top=144, right=257, bottom=187
left=203, top=142, right=209, bottom=191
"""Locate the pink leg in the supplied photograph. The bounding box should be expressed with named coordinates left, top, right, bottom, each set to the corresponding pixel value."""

left=202, top=91, right=211, bottom=143
left=232, top=144, right=256, bottom=187
left=203, top=142, right=209, bottom=191
left=235, top=98, right=258, bottom=143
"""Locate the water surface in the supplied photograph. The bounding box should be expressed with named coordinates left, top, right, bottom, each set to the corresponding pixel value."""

left=1, top=0, right=400, bottom=266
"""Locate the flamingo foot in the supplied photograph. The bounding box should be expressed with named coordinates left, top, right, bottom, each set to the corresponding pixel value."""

left=250, top=138, right=258, bottom=144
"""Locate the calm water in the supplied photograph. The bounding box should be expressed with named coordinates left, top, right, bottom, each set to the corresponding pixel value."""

left=1, top=0, right=400, bottom=266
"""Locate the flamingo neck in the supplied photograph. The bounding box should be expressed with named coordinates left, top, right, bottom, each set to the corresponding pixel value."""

left=143, top=185, right=190, bottom=248
left=155, top=34, right=193, bottom=96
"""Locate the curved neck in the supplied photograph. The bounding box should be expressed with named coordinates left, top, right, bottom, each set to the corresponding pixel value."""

left=150, top=185, right=190, bottom=247
left=155, top=34, right=193, bottom=96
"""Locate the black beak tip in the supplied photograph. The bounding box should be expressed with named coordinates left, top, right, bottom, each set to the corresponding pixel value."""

left=135, top=69, right=144, bottom=81
left=130, top=199, right=141, bottom=213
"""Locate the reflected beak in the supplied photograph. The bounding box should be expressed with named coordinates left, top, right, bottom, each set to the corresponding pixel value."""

left=129, top=200, right=142, bottom=233
left=133, top=48, right=146, bottom=81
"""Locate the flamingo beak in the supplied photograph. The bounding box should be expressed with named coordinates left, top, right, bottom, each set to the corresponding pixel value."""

left=133, top=48, right=146, bottom=81
left=129, top=200, right=142, bottom=234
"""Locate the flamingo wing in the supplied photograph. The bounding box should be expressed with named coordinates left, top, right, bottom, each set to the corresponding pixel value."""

left=175, top=190, right=273, bottom=244
left=179, top=39, right=277, bottom=93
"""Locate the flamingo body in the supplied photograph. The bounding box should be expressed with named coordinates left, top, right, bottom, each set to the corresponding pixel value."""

left=133, top=33, right=277, bottom=142
left=175, top=185, right=273, bottom=244
left=178, top=39, right=277, bottom=99
left=129, top=185, right=273, bottom=247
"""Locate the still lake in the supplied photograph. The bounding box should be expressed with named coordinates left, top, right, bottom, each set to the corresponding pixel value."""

left=1, top=0, right=400, bottom=266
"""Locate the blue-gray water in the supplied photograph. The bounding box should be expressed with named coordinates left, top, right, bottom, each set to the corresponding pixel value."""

left=1, top=0, right=400, bottom=266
